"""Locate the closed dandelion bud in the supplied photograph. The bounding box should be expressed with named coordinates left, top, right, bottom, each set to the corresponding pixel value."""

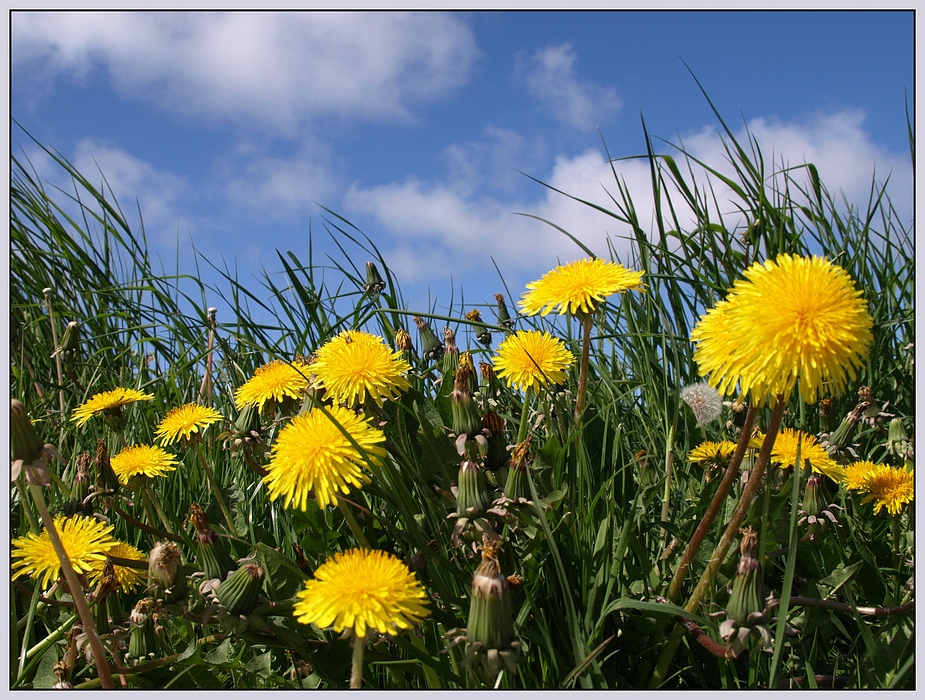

left=10, top=400, right=56, bottom=486
left=414, top=316, right=444, bottom=363
left=95, top=440, right=120, bottom=492
left=451, top=364, right=482, bottom=437
left=149, top=540, right=186, bottom=602
left=481, top=412, right=508, bottom=471
left=725, top=527, right=763, bottom=625
left=886, top=418, right=912, bottom=459
left=466, top=309, right=492, bottom=346
left=827, top=412, right=858, bottom=450
left=128, top=598, right=157, bottom=662
left=92, top=559, right=123, bottom=631
left=479, top=362, right=498, bottom=398
left=190, top=504, right=236, bottom=580
left=62, top=453, right=93, bottom=517
left=11, top=399, right=44, bottom=465
left=59, top=321, right=80, bottom=361
left=216, top=561, right=265, bottom=616
left=442, top=327, right=459, bottom=376
left=457, top=460, right=491, bottom=516
left=502, top=440, right=530, bottom=500
left=818, top=398, right=835, bottom=432
left=395, top=328, right=416, bottom=369
left=467, top=539, right=515, bottom=650
left=494, top=293, right=514, bottom=331
left=364, top=261, right=386, bottom=297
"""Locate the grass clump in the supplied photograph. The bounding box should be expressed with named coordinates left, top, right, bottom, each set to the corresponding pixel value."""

left=10, top=100, right=914, bottom=689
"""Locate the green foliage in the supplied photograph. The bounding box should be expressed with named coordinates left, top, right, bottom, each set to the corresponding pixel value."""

left=10, top=100, right=913, bottom=690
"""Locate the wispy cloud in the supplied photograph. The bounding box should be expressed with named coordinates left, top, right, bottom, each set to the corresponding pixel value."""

left=345, top=109, right=913, bottom=295
left=12, top=12, right=479, bottom=135
left=520, top=43, right=622, bottom=130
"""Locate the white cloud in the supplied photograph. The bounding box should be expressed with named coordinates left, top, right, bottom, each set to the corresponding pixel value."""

left=521, top=43, right=622, bottom=130
left=345, top=109, right=913, bottom=293
left=12, top=11, right=479, bottom=134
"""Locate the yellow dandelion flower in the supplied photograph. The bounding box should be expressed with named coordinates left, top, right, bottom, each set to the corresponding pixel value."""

left=860, top=465, right=914, bottom=516
left=262, top=405, right=387, bottom=510
left=757, top=428, right=843, bottom=481
left=519, top=258, right=645, bottom=317
left=88, top=540, right=148, bottom=592
left=110, top=445, right=179, bottom=486
left=311, top=330, right=412, bottom=406
left=12, top=515, right=118, bottom=590
left=155, top=403, right=224, bottom=445
left=71, top=388, right=154, bottom=427
left=234, top=358, right=313, bottom=412
left=691, top=254, right=873, bottom=406
left=687, top=440, right=737, bottom=466
left=293, top=548, right=430, bottom=639
left=492, top=330, right=575, bottom=393
left=841, top=460, right=880, bottom=491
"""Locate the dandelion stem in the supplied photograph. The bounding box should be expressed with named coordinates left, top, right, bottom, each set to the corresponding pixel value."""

left=516, top=388, right=533, bottom=446
left=339, top=499, right=371, bottom=550
left=28, top=484, right=114, bottom=689
left=193, top=440, right=235, bottom=533
left=350, top=633, right=366, bottom=689
left=573, top=314, right=593, bottom=423
left=650, top=397, right=784, bottom=688
left=666, top=405, right=759, bottom=602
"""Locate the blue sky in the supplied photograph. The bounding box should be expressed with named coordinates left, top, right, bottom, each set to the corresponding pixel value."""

left=10, top=9, right=915, bottom=324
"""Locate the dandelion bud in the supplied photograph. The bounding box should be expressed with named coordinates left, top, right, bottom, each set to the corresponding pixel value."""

left=59, top=321, right=81, bottom=361
left=11, top=400, right=44, bottom=466
left=190, top=504, right=236, bottom=580
left=479, top=362, right=498, bottom=398
left=725, top=527, right=763, bottom=625
left=414, top=316, right=444, bottom=363
left=494, top=293, right=514, bottom=331
left=441, top=327, right=459, bottom=376
left=95, top=440, right=120, bottom=492
left=216, top=561, right=265, bottom=616
left=128, top=598, right=157, bottom=663
left=502, top=440, right=530, bottom=501
left=827, top=412, right=858, bottom=450
left=10, top=400, right=57, bottom=486
left=481, top=412, right=508, bottom=471
left=466, top=309, right=492, bottom=346
left=680, top=382, right=723, bottom=427
left=886, top=418, right=912, bottom=460
left=451, top=364, right=482, bottom=437
left=467, top=538, right=515, bottom=650
left=456, top=460, right=491, bottom=516
left=149, top=540, right=186, bottom=603
left=364, top=261, right=386, bottom=297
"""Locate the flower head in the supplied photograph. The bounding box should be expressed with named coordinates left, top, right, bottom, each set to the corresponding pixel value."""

left=691, top=254, right=873, bottom=406
left=859, top=465, right=914, bottom=516
left=110, top=445, right=179, bottom=485
left=750, top=428, right=843, bottom=481
left=688, top=441, right=738, bottom=467
left=680, top=382, right=724, bottom=426
left=88, top=540, right=148, bottom=592
left=71, top=388, right=154, bottom=427
left=12, top=515, right=118, bottom=590
left=262, top=405, right=386, bottom=510
left=840, top=460, right=880, bottom=491
left=293, top=548, right=430, bottom=639
left=234, top=359, right=313, bottom=412
left=311, top=330, right=412, bottom=406
left=492, top=330, right=575, bottom=393
left=155, top=403, right=223, bottom=445
left=519, top=258, right=645, bottom=317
